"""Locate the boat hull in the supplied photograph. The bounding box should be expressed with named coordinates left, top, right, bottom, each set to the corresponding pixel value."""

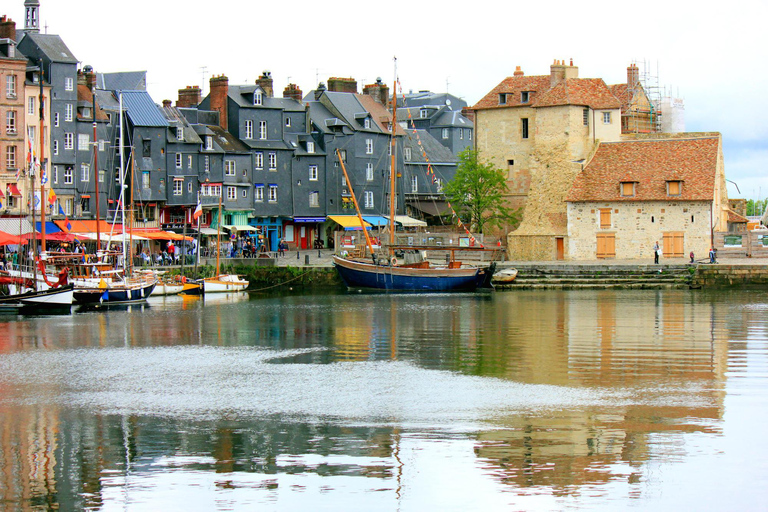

left=202, top=275, right=249, bottom=293
left=74, top=281, right=156, bottom=305
left=11, top=284, right=75, bottom=312
left=332, top=256, right=492, bottom=291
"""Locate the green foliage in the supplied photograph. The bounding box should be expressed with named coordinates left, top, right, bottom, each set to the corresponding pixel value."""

left=746, top=199, right=768, bottom=217
left=442, top=148, right=519, bottom=233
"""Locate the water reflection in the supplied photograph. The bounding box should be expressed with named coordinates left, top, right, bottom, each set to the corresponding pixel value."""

left=0, top=289, right=765, bottom=509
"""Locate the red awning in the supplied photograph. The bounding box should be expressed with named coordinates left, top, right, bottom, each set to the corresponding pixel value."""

left=8, top=184, right=22, bottom=196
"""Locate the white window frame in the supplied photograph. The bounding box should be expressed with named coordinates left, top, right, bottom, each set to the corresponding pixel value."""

left=65, top=77, right=74, bottom=91
left=309, top=191, right=319, bottom=208
left=5, top=145, right=16, bottom=169
left=442, top=128, right=449, bottom=139
left=64, top=167, right=73, bottom=184
left=173, top=179, right=183, bottom=196
left=411, top=175, right=418, bottom=193
left=204, top=155, right=210, bottom=172
left=419, top=109, right=427, bottom=119
left=364, top=118, right=371, bottom=129
left=365, top=138, right=373, bottom=154
left=255, top=186, right=264, bottom=202
left=205, top=136, right=213, bottom=150
left=54, top=112, right=59, bottom=127
left=309, top=165, right=318, bottom=181
left=259, top=121, right=267, bottom=140
left=307, top=141, right=314, bottom=153
left=176, top=153, right=183, bottom=168
left=366, top=163, right=374, bottom=181
left=244, top=120, right=253, bottom=139
left=225, top=160, right=236, bottom=176
left=53, top=165, right=58, bottom=184
left=5, top=74, right=16, bottom=98
left=53, top=140, right=59, bottom=155
left=142, top=171, right=150, bottom=188
left=364, top=190, right=374, bottom=209
left=78, top=133, right=90, bottom=151
left=187, top=154, right=193, bottom=169
left=254, top=92, right=262, bottom=105
left=268, top=185, right=277, bottom=202
left=28, top=96, right=35, bottom=115
left=65, top=103, right=73, bottom=122
left=176, top=127, right=184, bottom=141
left=80, top=163, right=90, bottom=182
left=227, top=186, right=236, bottom=200
left=268, top=152, right=277, bottom=170
left=6, top=110, right=16, bottom=134
left=255, top=152, right=263, bottom=169
left=285, top=117, right=291, bottom=128
left=603, top=111, right=611, bottom=124
left=404, top=147, right=411, bottom=161
left=64, top=133, right=74, bottom=150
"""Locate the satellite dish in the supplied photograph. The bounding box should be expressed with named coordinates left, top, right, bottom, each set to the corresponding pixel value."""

left=446, top=99, right=452, bottom=106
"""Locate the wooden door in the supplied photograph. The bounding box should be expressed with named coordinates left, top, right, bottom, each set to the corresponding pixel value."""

left=596, top=233, right=615, bottom=259
left=662, top=232, right=684, bottom=257
left=556, top=237, right=565, bottom=260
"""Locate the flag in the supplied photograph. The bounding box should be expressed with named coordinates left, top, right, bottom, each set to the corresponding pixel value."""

left=0, top=198, right=3, bottom=209
left=193, top=202, right=203, bottom=220
left=27, top=139, right=32, bottom=165
left=48, top=188, right=56, bottom=205
left=66, top=219, right=72, bottom=231
left=59, top=205, right=65, bottom=216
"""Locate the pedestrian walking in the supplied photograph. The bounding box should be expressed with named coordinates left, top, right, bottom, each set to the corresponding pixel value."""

left=653, top=241, right=660, bottom=264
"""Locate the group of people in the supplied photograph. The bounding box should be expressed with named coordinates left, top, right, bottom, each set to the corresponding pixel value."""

left=653, top=241, right=717, bottom=264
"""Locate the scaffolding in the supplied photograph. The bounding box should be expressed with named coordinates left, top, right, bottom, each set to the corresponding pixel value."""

left=624, top=60, right=662, bottom=134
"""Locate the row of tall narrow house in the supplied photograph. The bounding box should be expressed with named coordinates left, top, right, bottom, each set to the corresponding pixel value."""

left=1, top=2, right=472, bottom=251
left=472, top=59, right=736, bottom=261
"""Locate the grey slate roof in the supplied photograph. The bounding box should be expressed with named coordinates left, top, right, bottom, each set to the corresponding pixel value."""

left=230, top=85, right=305, bottom=111
left=19, top=32, right=77, bottom=63
left=403, top=129, right=457, bottom=165
left=97, top=71, right=147, bottom=92
left=121, top=90, right=168, bottom=127
left=160, top=105, right=203, bottom=144
left=207, top=126, right=250, bottom=153
left=400, top=91, right=467, bottom=111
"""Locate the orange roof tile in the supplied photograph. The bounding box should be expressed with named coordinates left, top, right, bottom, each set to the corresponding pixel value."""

left=472, top=75, right=551, bottom=110
left=534, top=78, right=620, bottom=110
left=566, top=137, right=721, bottom=202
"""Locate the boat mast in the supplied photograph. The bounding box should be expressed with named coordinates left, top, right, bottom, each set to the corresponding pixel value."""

left=216, top=189, right=222, bottom=276
left=388, top=57, right=398, bottom=251
left=119, top=92, right=126, bottom=269
left=92, top=78, right=100, bottom=254
left=38, top=58, right=46, bottom=253
left=336, top=149, right=375, bottom=257
left=129, top=153, right=135, bottom=275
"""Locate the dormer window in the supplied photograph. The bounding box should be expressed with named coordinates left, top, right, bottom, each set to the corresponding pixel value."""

left=176, top=127, right=184, bottom=141
left=419, top=109, right=428, bottom=118
left=364, top=118, right=371, bottom=129
left=307, top=141, right=314, bottom=153
left=205, top=135, right=213, bottom=150
left=521, top=91, right=530, bottom=103
left=620, top=181, right=636, bottom=197
left=667, top=180, right=682, bottom=196
left=499, top=93, right=507, bottom=105
left=254, top=92, right=263, bottom=106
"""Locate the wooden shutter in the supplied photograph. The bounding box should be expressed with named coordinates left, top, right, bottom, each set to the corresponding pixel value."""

left=662, top=232, right=684, bottom=257
left=597, top=233, right=616, bottom=259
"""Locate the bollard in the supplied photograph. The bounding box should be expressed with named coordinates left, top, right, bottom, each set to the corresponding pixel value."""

left=297, top=251, right=300, bottom=260
left=305, top=255, right=310, bottom=265
left=318, top=249, right=321, bottom=258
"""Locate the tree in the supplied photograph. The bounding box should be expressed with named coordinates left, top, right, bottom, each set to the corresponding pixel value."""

left=442, top=148, right=518, bottom=233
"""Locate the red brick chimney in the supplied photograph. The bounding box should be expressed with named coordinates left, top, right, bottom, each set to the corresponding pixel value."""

left=162, top=99, right=172, bottom=108
left=0, top=16, right=16, bottom=41
left=256, top=70, right=274, bottom=98
left=177, top=85, right=202, bottom=108
left=328, top=77, right=357, bottom=93
left=461, top=107, right=475, bottom=122
left=627, top=63, right=639, bottom=89
left=363, top=77, right=389, bottom=108
left=513, top=66, right=524, bottom=77
left=209, top=75, right=229, bottom=130
left=283, top=83, right=302, bottom=102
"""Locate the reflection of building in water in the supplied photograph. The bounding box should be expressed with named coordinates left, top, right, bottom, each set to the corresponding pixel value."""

left=473, top=290, right=728, bottom=492
left=0, top=405, right=59, bottom=509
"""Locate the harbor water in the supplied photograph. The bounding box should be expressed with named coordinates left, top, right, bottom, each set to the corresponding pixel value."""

left=0, top=288, right=767, bottom=510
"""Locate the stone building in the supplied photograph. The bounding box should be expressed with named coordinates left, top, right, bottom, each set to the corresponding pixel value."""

left=565, top=134, right=728, bottom=260
left=472, top=59, right=622, bottom=259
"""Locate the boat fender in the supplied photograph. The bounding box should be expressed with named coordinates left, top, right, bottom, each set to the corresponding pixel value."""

left=390, top=256, right=398, bottom=266
left=181, top=276, right=187, bottom=284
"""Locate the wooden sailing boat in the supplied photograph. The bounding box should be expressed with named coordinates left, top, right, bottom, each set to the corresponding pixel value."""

left=71, top=91, right=156, bottom=305
left=331, top=63, right=494, bottom=291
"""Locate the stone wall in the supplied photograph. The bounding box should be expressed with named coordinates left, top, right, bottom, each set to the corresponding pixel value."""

left=693, top=264, right=768, bottom=287
left=567, top=200, right=712, bottom=259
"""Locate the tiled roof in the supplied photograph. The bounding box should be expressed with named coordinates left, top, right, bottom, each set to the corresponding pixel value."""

left=472, top=76, right=550, bottom=110
left=534, top=78, right=620, bottom=109
left=566, top=137, right=721, bottom=202
left=473, top=75, right=621, bottom=111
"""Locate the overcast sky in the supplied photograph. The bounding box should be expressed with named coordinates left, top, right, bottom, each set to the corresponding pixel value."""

left=9, top=0, right=767, bottom=201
